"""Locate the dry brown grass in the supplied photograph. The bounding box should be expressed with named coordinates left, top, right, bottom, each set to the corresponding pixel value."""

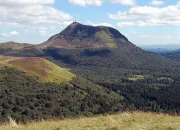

left=0, top=112, right=180, bottom=130
left=0, top=55, right=75, bottom=84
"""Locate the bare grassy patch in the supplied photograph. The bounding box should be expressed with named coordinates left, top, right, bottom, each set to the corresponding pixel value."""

left=0, top=55, right=75, bottom=84
left=0, top=112, right=180, bottom=130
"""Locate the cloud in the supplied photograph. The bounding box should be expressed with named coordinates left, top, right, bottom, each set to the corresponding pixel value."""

left=87, top=21, right=113, bottom=27
left=68, top=0, right=135, bottom=6
left=0, top=1, right=72, bottom=27
left=24, top=21, right=73, bottom=36
left=108, top=1, right=180, bottom=27
left=58, top=21, right=74, bottom=28
left=39, top=30, right=48, bottom=36
left=108, top=0, right=136, bottom=6
left=131, top=34, right=180, bottom=45
left=121, top=32, right=180, bottom=46
left=149, top=0, right=164, bottom=6
left=10, top=31, right=19, bottom=35
left=117, top=19, right=180, bottom=27
left=108, top=6, right=163, bottom=20
left=0, top=31, right=19, bottom=37
left=68, top=0, right=103, bottom=7
left=0, top=0, right=54, bottom=6
left=26, top=21, right=73, bottom=31
left=29, top=27, right=49, bottom=36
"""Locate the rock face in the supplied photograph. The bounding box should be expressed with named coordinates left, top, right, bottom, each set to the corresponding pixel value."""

left=39, top=22, right=128, bottom=49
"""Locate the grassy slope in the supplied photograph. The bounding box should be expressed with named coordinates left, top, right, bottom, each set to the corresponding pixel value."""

left=1, top=112, right=180, bottom=130
left=128, top=75, right=145, bottom=81
left=0, top=56, right=75, bottom=83
left=95, top=31, right=117, bottom=49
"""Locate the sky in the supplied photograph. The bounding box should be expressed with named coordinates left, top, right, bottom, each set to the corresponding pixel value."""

left=0, top=0, right=180, bottom=46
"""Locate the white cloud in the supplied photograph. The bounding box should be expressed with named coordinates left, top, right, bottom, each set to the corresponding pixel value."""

left=108, top=6, right=163, bottom=20
left=39, top=30, right=48, bottom=36
left=109, top=1, right=180, bottom=27
left=35, top=27, right=49, bottom=31
left=117, top=19, right=180, bottom=27
left=117, top=22, right=137, bottom=27
left=10, top=31, right=19, bottom=35
left=108, top=0, right=136, bottom=6
left=30, top=26, right=49, bottom=36
left=131, top=34, right=180, bottom=46
left=0, top=31, right=19, bottom=37
left=24, top=21, right=73, bottom=36
left=0, top=0, right=54, bottom=6
left=149, top=0, right=164, bottom=6
left=87, top=21, right=113, bottom=27
left=68, top=0, right=135, bottom=6
left=26, top=21, right=73, bottom=31
left=68, top=0, right=103, bottom=7
left=0, top=33, right=9, bottom=37
left=0, top=1, right=72, bottom=27
left=58, top=21, right=74, bottom=28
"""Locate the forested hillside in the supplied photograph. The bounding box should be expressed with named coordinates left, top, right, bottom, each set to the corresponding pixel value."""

left=0, top=67, right=124, bottom=122
left=162, top=50, right=180, bottom=62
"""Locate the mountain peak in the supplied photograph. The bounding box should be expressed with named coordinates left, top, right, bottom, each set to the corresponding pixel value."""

left=70, top=22, right=81, bottom=26
left=40, top=22, right=129, bottom=49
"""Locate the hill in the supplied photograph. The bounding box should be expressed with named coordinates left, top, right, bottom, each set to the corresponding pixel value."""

left=0, top=62, right=125, bottom=122
left=162, top=50, right=180, bottom=62
left=0, top=56, right=75, bottom=83
left=1, top=112, right=180, bottom=130
left=39, top=22, right=128, bottom=49
left=0, top=22, right=175, bottom=83
left=0, top=42, right=34, bottom=51
left=1, top=24, right=180, bottom=81
left=35, top=23, right=180, bottom=115
left=35, top=23, right=180, bottom=82
left=141, top=48, right=174, bottom=54
left=0, top=42, right=39, bottom=57
left=140, top=44, right=180, bottom=54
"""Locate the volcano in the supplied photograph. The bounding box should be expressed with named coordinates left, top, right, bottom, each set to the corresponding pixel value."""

left=39, top=22, right=129, bottom=49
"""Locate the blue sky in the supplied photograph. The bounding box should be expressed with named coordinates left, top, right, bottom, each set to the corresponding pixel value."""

left=0, top=0, right=180, bottom=46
